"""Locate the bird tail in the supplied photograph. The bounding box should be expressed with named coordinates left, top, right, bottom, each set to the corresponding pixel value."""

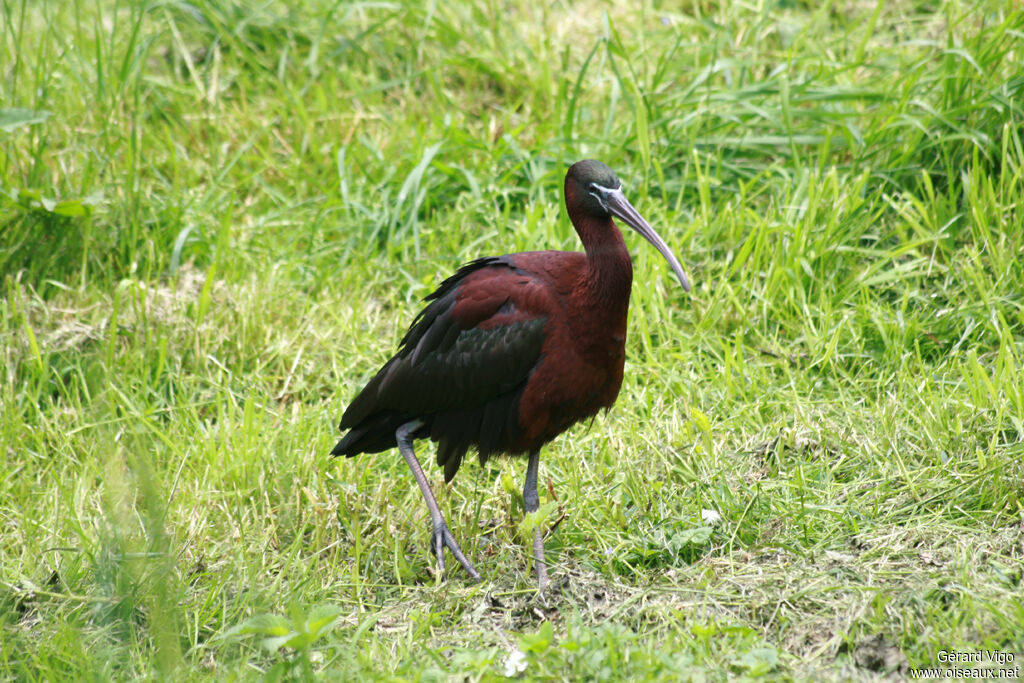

left=330, top=413, right=406, bottom=457
left=329, top=430, right=364, bottom=457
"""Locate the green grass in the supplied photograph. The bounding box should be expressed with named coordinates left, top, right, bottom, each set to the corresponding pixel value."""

left=2, top=0, right=1023, bottom=679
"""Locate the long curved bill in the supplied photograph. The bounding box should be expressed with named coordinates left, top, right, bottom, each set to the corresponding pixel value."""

left=604, top=188, right=691, bottom=292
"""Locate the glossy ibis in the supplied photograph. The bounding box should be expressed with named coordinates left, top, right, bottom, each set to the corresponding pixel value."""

left=332, top=160, right=690, bottom=589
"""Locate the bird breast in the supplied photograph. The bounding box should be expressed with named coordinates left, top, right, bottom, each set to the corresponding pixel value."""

left=514, top=302, right=628, bottom=449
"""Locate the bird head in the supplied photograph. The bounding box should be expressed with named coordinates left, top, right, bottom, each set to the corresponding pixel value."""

left=566, top=160, right=691, bottom=292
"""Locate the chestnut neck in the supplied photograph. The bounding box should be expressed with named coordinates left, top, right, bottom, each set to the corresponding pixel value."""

left=566, top=201, right=634, bottom=311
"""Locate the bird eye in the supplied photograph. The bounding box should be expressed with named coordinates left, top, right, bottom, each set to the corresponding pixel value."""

left=587, top=184, right=610, bottom=212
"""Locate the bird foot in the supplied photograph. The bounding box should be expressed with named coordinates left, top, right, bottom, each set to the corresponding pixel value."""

left=431, top=521, right=481, bottom=581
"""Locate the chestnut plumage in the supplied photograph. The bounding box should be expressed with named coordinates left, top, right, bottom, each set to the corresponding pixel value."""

left=332, top=160, right=690, bottom=588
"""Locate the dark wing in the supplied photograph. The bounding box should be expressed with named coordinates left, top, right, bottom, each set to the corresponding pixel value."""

left=332, top=257, right=552, bottom=479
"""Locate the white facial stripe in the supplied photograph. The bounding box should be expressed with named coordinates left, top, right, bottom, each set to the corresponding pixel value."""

left=588, top=184, right=621, bottom=212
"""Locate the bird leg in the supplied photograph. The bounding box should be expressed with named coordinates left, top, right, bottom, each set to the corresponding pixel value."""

left=395, top=420, right=481, bottom=581
left=523, top=448, right=550, bottom=590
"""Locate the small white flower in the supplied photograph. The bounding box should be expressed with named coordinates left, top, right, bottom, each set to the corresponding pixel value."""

left=503, top=648, right=528, bottom=677
left=701, top=508, right=722, bottom=526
